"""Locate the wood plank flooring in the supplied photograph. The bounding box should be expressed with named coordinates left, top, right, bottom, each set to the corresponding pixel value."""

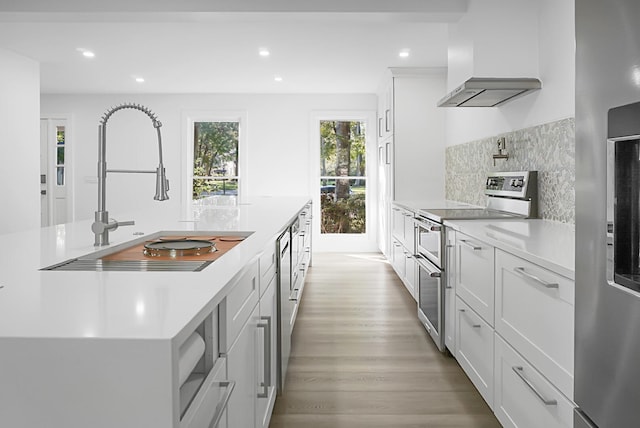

left=269, top=252, right=501, bottom=428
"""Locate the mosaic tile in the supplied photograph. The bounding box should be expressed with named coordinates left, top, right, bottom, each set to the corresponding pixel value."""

left=445, top=118, right=575, bottom=223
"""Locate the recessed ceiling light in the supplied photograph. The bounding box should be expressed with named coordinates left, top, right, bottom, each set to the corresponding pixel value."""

left=76, top=48, right=95, bottom=58
left=259, top=49, right=270, bottom=57
left=399, top=49, right=410, bottom=58
left=274, top=76, right=283, bottom=82
left=135, top=77, right=145, bottom=83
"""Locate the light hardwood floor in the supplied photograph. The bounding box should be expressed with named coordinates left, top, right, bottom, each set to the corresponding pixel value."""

left=269, top=252, right=501, bottom=428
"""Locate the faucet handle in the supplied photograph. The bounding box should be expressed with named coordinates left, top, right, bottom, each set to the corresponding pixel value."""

left=92, top=219, right=135, bottom=234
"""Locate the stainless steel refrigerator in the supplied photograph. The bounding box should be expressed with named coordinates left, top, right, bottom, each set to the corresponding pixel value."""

left=575, top=1, right=640, bottom=427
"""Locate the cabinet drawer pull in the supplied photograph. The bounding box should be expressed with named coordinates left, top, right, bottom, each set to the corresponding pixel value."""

left=213, top=380, right=235, bottom=427
left=513, top=267, right=559, bottom=289
left=257, top=316, right=272, bottom=398
left=459, top=239, right=482, bottom=251
left=512, top=366, right=557, bottom=406
left=459, top=308, right=480, bottom=327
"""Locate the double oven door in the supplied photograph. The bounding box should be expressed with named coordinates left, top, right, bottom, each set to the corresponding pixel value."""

left=415, top=214, right=445, bottom=351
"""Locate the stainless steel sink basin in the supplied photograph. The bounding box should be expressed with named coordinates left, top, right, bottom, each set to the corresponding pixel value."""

left=43, top=259, right=213, bottom=272
left=41, top=230, right=253, bottom=272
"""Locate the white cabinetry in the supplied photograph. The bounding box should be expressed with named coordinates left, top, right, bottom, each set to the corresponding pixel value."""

left=257, top=258, right=278, bottom=428
left=376, top=69, right=446, bottom=257
left=222, top=262, right=260, bottom=428
left=456, top=297, right=494, bottom=408
left=452, top=227, right=576, bottom=428
left=495, top=250, right=574, bottom=400
left=223, top=247, right=280, bottom=428
left=494, top=335, right=574, bottom=428
left=444, top=227, right=457, bottom=355
left=391, top=203, right=417, bottom=300
left=456, top=232, right=495, bottom=326
left=391, top=239, right=406, bottom=280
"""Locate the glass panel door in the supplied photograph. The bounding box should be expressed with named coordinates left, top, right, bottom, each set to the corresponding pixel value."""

left=319, top=120, right=366, bottom=234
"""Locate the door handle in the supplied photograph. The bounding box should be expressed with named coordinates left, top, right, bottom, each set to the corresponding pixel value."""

left=41, top=190, right=47, bottom=195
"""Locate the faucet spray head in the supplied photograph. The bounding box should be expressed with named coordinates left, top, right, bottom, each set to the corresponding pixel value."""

left=154, top=165, right=170, bottom=201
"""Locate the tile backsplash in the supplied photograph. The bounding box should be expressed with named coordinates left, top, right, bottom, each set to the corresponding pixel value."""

left=445, top=117, right=575, bottom=223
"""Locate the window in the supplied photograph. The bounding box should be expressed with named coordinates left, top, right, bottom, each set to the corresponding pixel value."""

left=191, top=121, right=239, bottom=199
left=56, top=125, right=65, bottom=186
left=319, top=120, right=367, bottom=234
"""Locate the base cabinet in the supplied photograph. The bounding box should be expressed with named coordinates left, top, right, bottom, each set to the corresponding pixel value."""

left=494, top=335, right=574, bottom=428
left=450, top=227, right=576, bottom=428
left=226, top=302, right=259, bottom=428
left=391, top=204, right=418, bottom=300
left=495, top=250, right=574, bottom=400
left=456, top=232, right=495, bottom=326
left=455, top=297, right=494, bottom=409
left=256, top=278, right=277, bottom=428
left=444, top=227, right=456, bottom=355
left=225, top=254, right=278, bottom=428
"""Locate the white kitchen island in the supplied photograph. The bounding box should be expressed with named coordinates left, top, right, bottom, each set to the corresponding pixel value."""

left=0, top=196, right=310, bottom=428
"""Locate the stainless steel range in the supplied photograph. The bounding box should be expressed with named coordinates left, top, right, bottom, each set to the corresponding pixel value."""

left=414, top=171, right=538, bottom=351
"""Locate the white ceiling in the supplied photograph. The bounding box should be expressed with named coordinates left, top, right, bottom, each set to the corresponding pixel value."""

left=0, top=1, right=466, bottom=94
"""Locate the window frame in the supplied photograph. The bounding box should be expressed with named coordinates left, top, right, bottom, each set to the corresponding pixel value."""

left=182, top=110, right=248, bottom=214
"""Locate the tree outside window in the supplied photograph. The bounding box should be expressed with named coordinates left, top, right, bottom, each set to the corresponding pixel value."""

left=319, top=120, right=366, bottom=234
left=192, top=121, right=239, bottom=199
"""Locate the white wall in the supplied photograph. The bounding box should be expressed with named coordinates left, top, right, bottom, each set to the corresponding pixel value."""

left=445, top=0, right=575, bottom=146
left=0, top=48, right=40, bottom=234
left=40, top=94, right=376, bottom=222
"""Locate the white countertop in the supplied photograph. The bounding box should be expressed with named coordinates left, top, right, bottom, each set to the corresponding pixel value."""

left=445, top=219, right=575, bottom=280
left=0, top=196, right=309, bottom=340
left=393, top=199, right=478, bottom=212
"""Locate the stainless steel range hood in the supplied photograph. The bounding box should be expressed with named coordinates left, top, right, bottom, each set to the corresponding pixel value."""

left=437, top=77, right=542, bottom=107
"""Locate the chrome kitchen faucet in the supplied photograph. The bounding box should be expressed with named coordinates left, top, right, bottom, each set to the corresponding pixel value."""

left=92, top=103, right=170, bottom=246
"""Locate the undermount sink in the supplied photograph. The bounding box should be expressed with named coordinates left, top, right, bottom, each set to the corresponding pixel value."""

left=41, top=230, right=253, bottom=272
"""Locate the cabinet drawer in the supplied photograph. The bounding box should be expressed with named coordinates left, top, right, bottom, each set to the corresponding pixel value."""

left=495, top=250, right=574, bottom=399
left=456, top=232, right=495, bottom=326
left=403, top=212, right=416, bottom=251
left=259, top=243, right=277, bottom=297
left=494, top=335, right=574, bottom=428
left=180, top=357, right=231, bottom=428
left=455, top=297, right=494, bottom=409
left=391, top=239, right=406, bottom=279
left=392, top=206, right=404, bottom=240
left=222, top=261, right=259, bottom=350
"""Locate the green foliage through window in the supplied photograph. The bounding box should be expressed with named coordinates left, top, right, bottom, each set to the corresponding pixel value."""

left=193, top=121, right=239, bottom=199
left=319, top=120, right=366, bottom=234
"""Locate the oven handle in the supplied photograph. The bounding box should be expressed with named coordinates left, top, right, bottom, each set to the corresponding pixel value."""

left=416, top=217, right=442, bottom=232
left=415, top=254, right=441, bottom=278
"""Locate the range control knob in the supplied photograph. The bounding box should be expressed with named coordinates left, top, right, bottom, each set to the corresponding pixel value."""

left=510, top=178, right=524, bottom=188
